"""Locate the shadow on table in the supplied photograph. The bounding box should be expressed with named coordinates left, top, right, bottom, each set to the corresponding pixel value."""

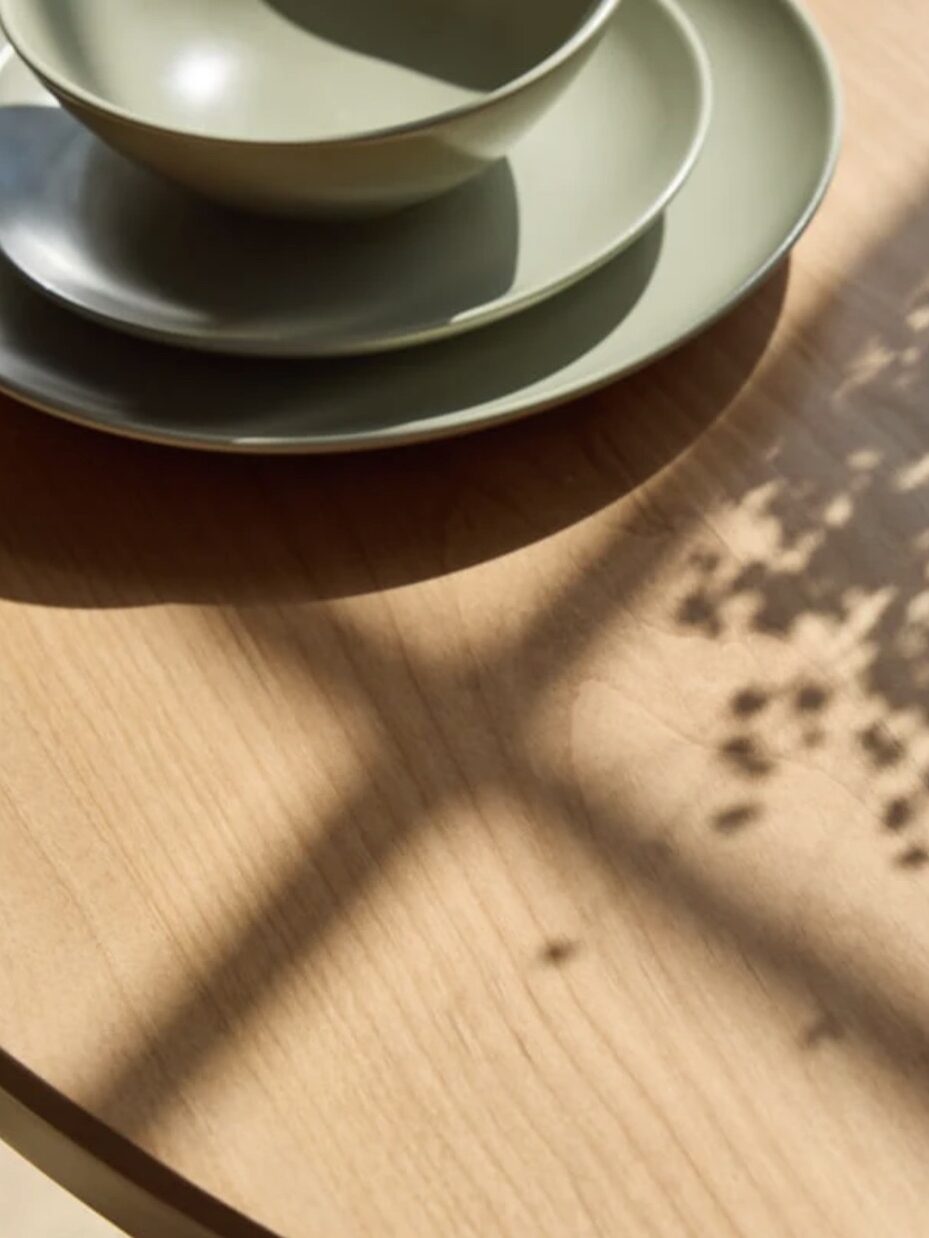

left=0, top=260, right=787, bottom=610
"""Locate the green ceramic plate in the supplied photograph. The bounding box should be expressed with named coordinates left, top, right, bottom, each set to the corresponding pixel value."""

left=0, top=0, right=840, bottom=452
left=0, top=0, right=710, bottom=357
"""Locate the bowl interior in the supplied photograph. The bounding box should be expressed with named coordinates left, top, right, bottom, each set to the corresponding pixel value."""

left=5, top=0, right=602, bottom=140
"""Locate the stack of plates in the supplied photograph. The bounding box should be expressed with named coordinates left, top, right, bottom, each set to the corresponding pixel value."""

left=0, top=0, right=839, bottom=453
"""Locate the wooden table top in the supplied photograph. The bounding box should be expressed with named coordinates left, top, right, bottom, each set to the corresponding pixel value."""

left=1, top=0, right=928, bottom=1233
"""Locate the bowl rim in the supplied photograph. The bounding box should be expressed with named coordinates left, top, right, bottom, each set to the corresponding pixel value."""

left=0, top=0, right=624, bottom=147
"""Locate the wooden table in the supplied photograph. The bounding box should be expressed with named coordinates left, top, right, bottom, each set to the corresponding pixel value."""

left=1, top=0, right=928, bottom=1233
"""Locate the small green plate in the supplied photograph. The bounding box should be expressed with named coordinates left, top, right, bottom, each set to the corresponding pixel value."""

left=0, top=0, right=839, bottom=452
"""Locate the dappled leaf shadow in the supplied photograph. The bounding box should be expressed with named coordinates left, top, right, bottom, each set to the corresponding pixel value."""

left=712, top=803, right=762, bottom=834
left=672, top=190, right=929, bottom=869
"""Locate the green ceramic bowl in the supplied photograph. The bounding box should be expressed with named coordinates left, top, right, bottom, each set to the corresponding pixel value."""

left=0, top=0, right=623, bottom=217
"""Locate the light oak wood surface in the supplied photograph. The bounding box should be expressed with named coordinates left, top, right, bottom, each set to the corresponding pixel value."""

left=1, top=0, right=928, bottom=1232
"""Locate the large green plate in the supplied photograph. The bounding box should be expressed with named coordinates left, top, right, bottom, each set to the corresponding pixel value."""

left=0, top=0, right=839, bottom=452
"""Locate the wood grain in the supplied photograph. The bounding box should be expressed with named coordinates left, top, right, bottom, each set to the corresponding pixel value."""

left=2, top=0, right=929, bottom=1233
